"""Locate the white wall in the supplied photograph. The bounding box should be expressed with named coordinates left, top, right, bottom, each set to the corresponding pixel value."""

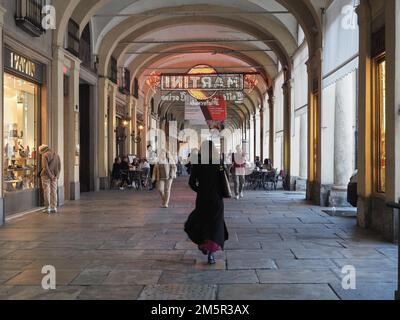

left=321, top=83, right=336, bottom=185
left=291, top=42, right=309, bottom=178
left=0, top=0, right=53, bottom=58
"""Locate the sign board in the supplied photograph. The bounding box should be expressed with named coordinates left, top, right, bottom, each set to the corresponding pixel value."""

left=161, top=73, right=244, bottom=92
left=161, top=91, right=243, bottom=104
left=4, top=47, right=44, bottom=84
left=185, top=95, right=227, bottom=122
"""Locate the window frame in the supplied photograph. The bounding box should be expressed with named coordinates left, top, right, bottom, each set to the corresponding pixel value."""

left=373, top=53, right=386, bottom=194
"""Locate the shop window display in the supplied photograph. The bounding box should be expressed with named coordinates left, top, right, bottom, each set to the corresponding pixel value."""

left=376, top=58, right=386, bottom=193
left=3, top=73, right=38, bottom=192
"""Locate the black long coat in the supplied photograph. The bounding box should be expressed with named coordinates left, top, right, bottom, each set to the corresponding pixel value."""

left=184, top=163, right=229, bottom=250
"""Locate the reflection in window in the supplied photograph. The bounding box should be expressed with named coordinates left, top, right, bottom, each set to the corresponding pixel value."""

left=376, top=58, right=386, bottom=193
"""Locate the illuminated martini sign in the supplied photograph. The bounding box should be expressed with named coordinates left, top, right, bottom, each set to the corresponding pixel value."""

left=161, top=65, right=244, bottom=100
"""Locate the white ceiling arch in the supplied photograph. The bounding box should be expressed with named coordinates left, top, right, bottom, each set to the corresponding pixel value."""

left=96, top=13, right=293, bottom=77
left=54, top=0, right=322, bottom=56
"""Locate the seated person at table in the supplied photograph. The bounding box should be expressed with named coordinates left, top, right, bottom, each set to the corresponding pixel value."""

left=263, top=159, right=273, bottom=171
left=139, top=158, right=151, bottom=187
left=119, top=156, right=131, bottom=189
left=132, top=157, right=140, bottom=168
left=111, top=157, right=122, bottom=188
left=255, top=156, right=262, bottom=169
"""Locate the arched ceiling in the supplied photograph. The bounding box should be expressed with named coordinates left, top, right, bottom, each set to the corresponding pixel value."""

left=55, top=0, right=323, bottom=130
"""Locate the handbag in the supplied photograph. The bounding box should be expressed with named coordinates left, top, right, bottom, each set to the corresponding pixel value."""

left=219, top=165, right=232, bottom=198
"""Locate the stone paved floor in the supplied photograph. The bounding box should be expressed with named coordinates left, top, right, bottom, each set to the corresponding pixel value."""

left=0, top=178, right=397, bottom=300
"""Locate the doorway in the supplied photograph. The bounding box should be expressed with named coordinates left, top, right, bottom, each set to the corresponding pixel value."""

left=79, top=83, right=91, bottom=192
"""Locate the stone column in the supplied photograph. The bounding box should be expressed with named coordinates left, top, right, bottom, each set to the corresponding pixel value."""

left=385, top=0, right=400, bottom=242
left=306, top=49, right=323, bottom=204
left=0, top=5, right=6, bottom=225
left=98, top=77, right=109, bottom=189
left=125, top=97, right=133, bottom=155
left=51, top=46, right=66, bottom=205
left=108, top=83, right=117, bottom=172
left=282, top=79, right=292, bottom=189
left=260, top=106, right=264, bottom=161
left=64, top=54, right=81, bottom=201
left=129, top=96, right=137, bottom=155
left=329, top=74, right=355, bottom=207
left=253, top=114, right=257, bottom=161
left=356, top=1, right=373, bottom=227
left=299, top=112, right=308, bottom=179
left=268, top=88, right=275, bottom=165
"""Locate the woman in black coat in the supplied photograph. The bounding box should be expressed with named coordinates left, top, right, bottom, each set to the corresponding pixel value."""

left=184, top=141, right=229, bottom=265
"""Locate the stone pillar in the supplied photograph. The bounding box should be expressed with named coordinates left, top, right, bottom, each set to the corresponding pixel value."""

left=329, top=74, right=355, bottom=206
left=51, top=47, right=66, bottom=205
left=356, top=1, right=373, bottom=228
left=385, top=0, right=400, bottom=242
left=129, top=96, right=137, bottom=155
left=64, top=54, right=81, bottom=201
left=260, top=106, right=264, bottom=161
left=253, top=114, right=257, bottom=161
left=98, top=77, right=109, bottom=189
left=0, top=5, right=6, bottom=225
left=299, top=112, right=308, bottom=179
left=91, top=84, right=100, bottom=191
left=268, top=88, right=275, bottom=165
left=306, top=49, right=323, bottom=204
left=125, top=97, right=133, bottom=155
left=108, top=83, right=117, bottom=172
left=282, top=79, right=292, bottom=189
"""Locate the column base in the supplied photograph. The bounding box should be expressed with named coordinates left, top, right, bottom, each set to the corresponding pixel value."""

left=292, top=177, right=307, bottom=191
left=57, top=186, right=65, bottom=207
left=70, top=182, right=80, bottom=201
left=358, top=195, right=397, bottom=243
left=328, top=186, right=350, bottom=207
left=99, top=177, right=110, bottom=190
left=306, top=181, right=331, bottom=206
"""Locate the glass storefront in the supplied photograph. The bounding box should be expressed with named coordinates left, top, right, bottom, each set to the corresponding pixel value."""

left=3, top=73, right=38, bottom=193
left=2, top=47, right=44, bottom=215
left=376, top=57, right=386, bottom=193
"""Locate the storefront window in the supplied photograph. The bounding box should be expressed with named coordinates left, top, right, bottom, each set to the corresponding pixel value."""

left=376, top=58, right=386, bottom=193
left=3, top=73, right=38, bottom=192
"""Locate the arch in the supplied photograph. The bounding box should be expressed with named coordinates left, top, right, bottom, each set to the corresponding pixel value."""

left=96, top=12, right=294, bottom=77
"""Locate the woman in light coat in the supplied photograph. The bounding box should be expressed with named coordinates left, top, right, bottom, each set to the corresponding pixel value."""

left=152, top=150, right=177, bottom=208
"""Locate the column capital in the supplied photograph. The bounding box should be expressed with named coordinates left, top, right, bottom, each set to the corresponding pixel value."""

left=267, top=87, right=274, bottom=107
left=356, top=0, right=371, bottom=24
left=282, top=79, right=292, bottom=92
left=52, top=45, right=66, bottom=61
left=0, top=5, right=6, bottom=27
left=306, top=48, right=323, bottom=73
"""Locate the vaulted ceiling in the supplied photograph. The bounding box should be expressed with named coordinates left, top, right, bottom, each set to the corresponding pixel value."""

left=54, top=0, right=323, bottom=129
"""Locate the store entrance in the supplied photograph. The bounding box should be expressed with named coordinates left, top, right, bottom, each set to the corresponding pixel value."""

left=79, top=83, right=91, bottom=192
left=3, top=73, right=39, bottom=215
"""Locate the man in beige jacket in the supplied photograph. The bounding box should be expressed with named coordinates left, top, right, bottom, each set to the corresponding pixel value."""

left=152, top=150, right=177, bottom=208
left=39, top=145, right=61, bottom=214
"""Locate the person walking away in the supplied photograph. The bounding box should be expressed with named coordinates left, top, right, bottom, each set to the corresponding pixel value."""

left=232, top=145, right=246, bottom=200
left=147, top=145, right=157, bottom=190
left=184, top=140, right=229, bottom=265
left=39, top=145, right=61, bottom=214
left=152, top=150, right=177, bottom=208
